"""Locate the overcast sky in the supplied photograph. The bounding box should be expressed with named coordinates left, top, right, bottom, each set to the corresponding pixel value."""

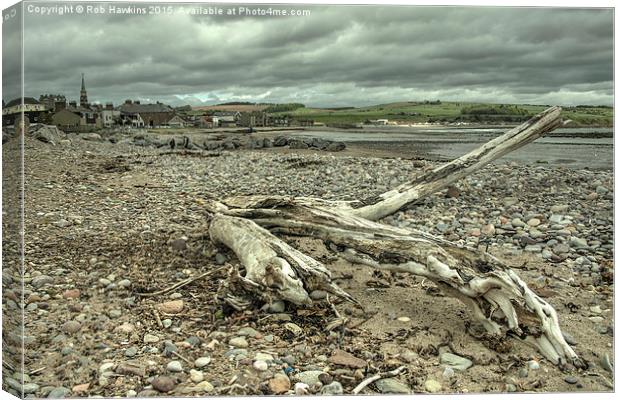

left=2, top=3, right=614, bottom=107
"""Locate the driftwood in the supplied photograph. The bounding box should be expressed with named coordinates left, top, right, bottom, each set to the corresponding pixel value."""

left=205, top=107, right=583, bottom=368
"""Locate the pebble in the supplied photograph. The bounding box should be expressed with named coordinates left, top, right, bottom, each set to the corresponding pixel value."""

left=562, top=332, right=578, bottom=346
left=62, top=289, right=80, bottom=299
left=442, top=367, right=455, bottom=379
left=528, top=360, right=540, bottom=370
left=189, top=369, right=204, bottom=383
left=253, top=360, right=269, bottom=371
left=375, top=378, right=410, bottom=394
left=282, top=355, right=296, bottom=365
left=195, top=357, right=211, bottom=368
left=151, top=376, right=176, bottom=393
left=424, top=379, right=442, bottom=393
left=47, top=387, right=71, bottom=398
left=62, top=320, right=81, bottom=334
left=309, top=290, right=328, bottom=300
left=296, top=370, right=324, bottom=386
left=481, top=224, right=495, bottom=236
left=294, top=382, right=310, bottom=395
left=72, top=383, right=89, bottom=394
left=32, top=275, right=53, bottom=288
left=321, top=381, right=343, bottom=395
left=117, top=279, right=131, bottom=288
left=143, top=333, right=159, bottom=343
left=284, top=322, right=303, bottom=336
left=193, top=381, right=214, bottom=393
left=397, top=316, right=411, bottom=322
left=564, top=376, right=578, bottom=384
left=269, top=373, right=291, bottom=394
left=114, top=323, right=135, bottom=334
left=99, top=362, right=115, bottom=374
left=166, top=360, right=183, bottom=372
left=268, top=300, right=286, bottom=313
left=23, top=383, right=40, bottom=394
left=527, top=218, right=541, bottom=227
left=214, top=253, right=227, bottom=265
left=125, top=347, right=138, bottom=357
left=329, top=349, right=366, bottom=369
left=255, top=352, right=274, bottom=361
left=158, top=300, right=184, bottom=314
left=171, top=238, right=187, bottom=251
left=229, top=337, right=249, bottom=348
left=570, top=237, right=589, bottom=248
left=237, top=327, right=259, bottom=337
left=439, top=352, right=473, bottom=371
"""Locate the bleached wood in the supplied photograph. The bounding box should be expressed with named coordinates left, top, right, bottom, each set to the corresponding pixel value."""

left=205, top=107, right=582, bottom=368
left=351, top=106, right=563, bottom=220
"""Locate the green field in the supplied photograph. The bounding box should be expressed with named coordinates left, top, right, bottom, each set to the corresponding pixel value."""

left=272, top=101, right=613, bottom=127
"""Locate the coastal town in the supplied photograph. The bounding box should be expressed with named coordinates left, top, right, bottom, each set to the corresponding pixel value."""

left=1, top=74, right=320, bottom=131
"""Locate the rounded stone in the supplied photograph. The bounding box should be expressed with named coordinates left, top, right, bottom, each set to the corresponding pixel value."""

left=166, top=361, right=183, bottom=373
left=62, top=321, right=81, bottom=334
left=424, top=379, right=442, bottom=393
left=189, top=369, right=204, bottom=383
left=268, top=373, right=290, bottom=394
left=321, top=381, right=343, bottom=395
left=151, top=376, right=175, bottom=393
left=564, top=376, right=578, bottom=384
left=253, top=360, right=269, bottom=371
left=194, top=357, right=211, bottom=368
left=229, top=337, right=248, bottom=348
left=143, top=333, right=160, bottom=343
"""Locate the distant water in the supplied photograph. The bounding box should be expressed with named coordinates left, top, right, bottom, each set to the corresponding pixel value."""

left=287, top=126, right=614, bottom=170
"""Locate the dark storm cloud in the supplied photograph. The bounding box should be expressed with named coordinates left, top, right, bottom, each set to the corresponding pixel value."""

left=4, top=2, right=613, bottom=106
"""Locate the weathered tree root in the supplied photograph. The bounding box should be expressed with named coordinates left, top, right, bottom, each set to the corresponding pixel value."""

left=204, top=107, right=583, bottom=368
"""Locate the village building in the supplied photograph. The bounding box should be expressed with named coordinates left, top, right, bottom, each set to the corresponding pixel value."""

left=238, top=111, right=268, bottom=128
left=118, top=100, right=175, bottom=128
left=166, top=115, right=188, bottom=128
left=268, top=115, right=290, bottom=126
left=2, top=97, right=48, bottom=125
left=199, top=115, right=215, bottom=128
left=210, top=111, right=240, bottom=127
left=100, top=103, right=121, bottom=128
left=292, top=118, right=315, bottom=127
left=52, top=105, right=101, bottom=131
left=51, top=109, right=81, bottom=129
left=39, top=94, right=67, bottom=112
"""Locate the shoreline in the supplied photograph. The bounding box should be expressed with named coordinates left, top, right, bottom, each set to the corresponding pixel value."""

left=9, top=134, right=613, bottom=395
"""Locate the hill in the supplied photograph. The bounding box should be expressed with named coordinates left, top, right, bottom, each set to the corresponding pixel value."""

left=270, top=101, right=613, bottom=127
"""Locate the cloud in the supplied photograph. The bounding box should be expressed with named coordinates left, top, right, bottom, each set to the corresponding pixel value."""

left=2, top=4, right=613, bottom=107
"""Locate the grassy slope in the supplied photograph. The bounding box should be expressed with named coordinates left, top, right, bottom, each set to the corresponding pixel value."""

left=273, top=101, right=613, bottom=127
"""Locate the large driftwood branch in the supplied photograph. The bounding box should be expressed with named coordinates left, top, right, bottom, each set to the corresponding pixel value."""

left=351, top=106, right=562, bottom=220
left=205, top=107, right=582, bottom=368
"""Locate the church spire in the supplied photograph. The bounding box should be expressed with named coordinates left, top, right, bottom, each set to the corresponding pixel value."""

left=80, top=73, right=88, bottom=107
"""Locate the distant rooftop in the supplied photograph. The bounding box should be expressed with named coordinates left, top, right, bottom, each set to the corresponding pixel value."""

left=5, top=97, right=40, bottom=108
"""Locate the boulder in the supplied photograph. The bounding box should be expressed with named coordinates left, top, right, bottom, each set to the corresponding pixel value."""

left=326, top=142, right=346, bottom=152
left=273, top=136, right=289, bottom=146
left=289, top=139, right=308, bottom=149
left=81, top=133, right=102, bottom=141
